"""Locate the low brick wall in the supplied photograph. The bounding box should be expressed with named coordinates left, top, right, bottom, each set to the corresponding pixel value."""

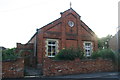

left=2, top=58, right=24, bottom=78
left=43, top=58, right=114, bottom=76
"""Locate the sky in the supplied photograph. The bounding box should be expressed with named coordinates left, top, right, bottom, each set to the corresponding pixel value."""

left=0, top=0, right=119, bottom=48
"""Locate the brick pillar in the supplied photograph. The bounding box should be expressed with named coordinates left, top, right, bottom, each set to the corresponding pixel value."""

left=77, top=16, right=82, bottom=48
left=37, top=29, right=44, bottom=69
left=94, top=36, right=98, bottom=51
left=61, top=16, right=66, bottom=49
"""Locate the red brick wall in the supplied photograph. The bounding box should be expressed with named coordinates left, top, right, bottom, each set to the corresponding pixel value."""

left=29, top=8, right=98, bottom=66
left=16, top=43, right=36, bottom=67
left=109, top=35, right=118, bottom=52
left=2, top=58, right=24, bottom=78
left=37, top=30, right=44, bottom=67
left=16, top=43, right=34, bottom=50
left=43, top=58, right=114, bottom=76
left=66, top=40, right=77, bottom=48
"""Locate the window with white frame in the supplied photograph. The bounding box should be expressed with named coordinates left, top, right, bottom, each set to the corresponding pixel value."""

left=45, top=39, right=58, bottom=57
left=83, top=42, right=93, bottom=57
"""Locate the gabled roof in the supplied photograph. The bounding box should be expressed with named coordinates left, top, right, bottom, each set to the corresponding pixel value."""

left=28, top=32, right=37, bottom=43
left=39, top=8, right=80, bottom=30
left=81, top=20, right=94, bottom=33
left=61, top=8, right=81, bottom=17
left=28, top=8, right=95, bottom=43
left=40, top=18, right=61, bottom=30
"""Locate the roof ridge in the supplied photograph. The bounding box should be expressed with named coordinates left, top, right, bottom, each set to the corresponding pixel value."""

left=40, top=18, right=60, bottom=30
left=81, top=20, right=94, bottom=33
left=61, top=8, right=81, bottom=17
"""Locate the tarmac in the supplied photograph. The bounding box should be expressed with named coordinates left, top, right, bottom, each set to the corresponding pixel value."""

left=2, top=72, right=120, bottom=80
left=49, top=72, right=119, bottom=78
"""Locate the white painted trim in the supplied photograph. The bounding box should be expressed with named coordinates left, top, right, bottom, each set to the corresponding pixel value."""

left=45, top=39, right=59, bottom=57
left=83, top=41, right=93, bottom=57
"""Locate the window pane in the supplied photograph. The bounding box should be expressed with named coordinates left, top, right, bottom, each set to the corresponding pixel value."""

left=52, top=53, right=55, bottom=56
left=88, top=50, right=90, bottom=52
left=47, top=40, right=58, bottom=57
left=48, top=46, right=51, bottom=52
left=52, top=41, right=55, bottom=44
left=88, top=52, right=90, bottom=55
left=84, top=42, right=92, bottom=57
left=48, top=42, right=51, bottom=44
left=48, top=52, right=51, bottom=56
left=52, top=46, right=56, bottom=52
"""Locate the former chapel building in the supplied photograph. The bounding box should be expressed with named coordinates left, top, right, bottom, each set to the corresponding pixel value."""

left=16, top=8, right=98, bottom=67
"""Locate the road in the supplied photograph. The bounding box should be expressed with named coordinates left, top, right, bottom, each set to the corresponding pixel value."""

left=2, top=72, right=120, bottom=80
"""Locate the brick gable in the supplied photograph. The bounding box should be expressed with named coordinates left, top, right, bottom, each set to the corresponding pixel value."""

left=17, top=8, right=98, bottom=68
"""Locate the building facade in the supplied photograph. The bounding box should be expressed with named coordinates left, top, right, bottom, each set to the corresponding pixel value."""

left=17, top=8, right=98, bottom=68
left=109, top=30, right=120, bottom=53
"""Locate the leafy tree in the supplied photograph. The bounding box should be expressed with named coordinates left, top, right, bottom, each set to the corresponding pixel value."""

left=98, top=35, right=112, bottom=49
left=2, top=48, right=33, bottom=61
left=2, top=48, right=18, bottom=61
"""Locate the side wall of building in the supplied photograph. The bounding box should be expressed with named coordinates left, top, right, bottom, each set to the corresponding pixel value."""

left=118, top=30, right=120, bottom=52
left=109, top=35, right=118, bottom=52
left=109, top=30, right=120, bottom=53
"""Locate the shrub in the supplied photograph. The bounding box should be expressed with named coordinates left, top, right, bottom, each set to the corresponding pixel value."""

left=100, top=49, right=115, bottom=60
left=55, top=47, right=84, bottom=60
left=91, top=51, right=101, bottom=59
left=91, top=49, right=116, bottom=62
left=2, top=48, right=18, bottom=61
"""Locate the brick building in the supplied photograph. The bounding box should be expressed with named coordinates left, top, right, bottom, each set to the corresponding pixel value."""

left=17, top=8, right=98, bottom=68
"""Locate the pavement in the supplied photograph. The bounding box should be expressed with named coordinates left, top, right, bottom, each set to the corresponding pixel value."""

left=24, top=67, right=41, bottom=76
left=49, top=72, right=119, bottom=78
left=2, top=72, right=120, bottom=80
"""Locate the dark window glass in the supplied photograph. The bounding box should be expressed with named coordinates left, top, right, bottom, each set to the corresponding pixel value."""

left=48, top=53, right=51, bottom=56
left=48, top=42, right=51, bottom=44
left=48, top=46, right=51, bottom=52
left=47, top=40, right=57, bottom=57
left=51, top=41, right=55, bottom=44
left=52, top=53, right=55, bottom=56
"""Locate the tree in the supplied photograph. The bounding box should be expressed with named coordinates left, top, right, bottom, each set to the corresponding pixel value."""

left=98, top=35, right=112, bottom=50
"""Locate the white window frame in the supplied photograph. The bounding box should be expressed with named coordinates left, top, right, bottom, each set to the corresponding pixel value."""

left=45, top=39, right=59, bottom=57
left=83, top=41, right=93, bottom=57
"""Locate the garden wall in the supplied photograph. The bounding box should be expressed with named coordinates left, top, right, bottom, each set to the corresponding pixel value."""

left=2, top=58, right=24, bottom=78
left=43, top=58, right=114, bottom=76
left=16, top=43, right=37, bottom=68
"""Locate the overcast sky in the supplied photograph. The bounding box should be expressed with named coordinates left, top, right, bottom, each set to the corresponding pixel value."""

left=0, top=0, right=119, bottom=48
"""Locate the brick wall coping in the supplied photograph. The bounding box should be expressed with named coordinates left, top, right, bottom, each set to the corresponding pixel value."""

left=2, top=57, right=23, bottom=62
left=44, top=58, right=113, bottom=62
